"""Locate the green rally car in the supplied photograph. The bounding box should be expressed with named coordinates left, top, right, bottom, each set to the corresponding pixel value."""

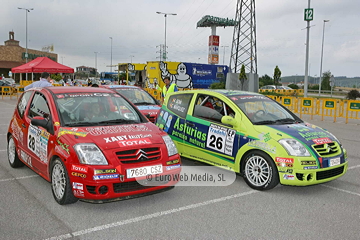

left=155, top=90, right=348, bottom=190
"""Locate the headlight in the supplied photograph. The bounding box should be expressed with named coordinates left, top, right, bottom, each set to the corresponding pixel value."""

left=74, top=143, right=108, bottom=165
left=279, top=139, right=310, bottom=157
left=162, top=135, right=178, bottom=157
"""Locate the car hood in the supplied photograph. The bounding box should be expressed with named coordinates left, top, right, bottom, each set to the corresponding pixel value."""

left=57, top=122, right=164, bottom=150
left=253, top=122, right=338, bottom=146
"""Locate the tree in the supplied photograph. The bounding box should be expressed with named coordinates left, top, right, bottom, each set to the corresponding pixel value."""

left=239, top=64, right=247, bottom=90
left=321, top=71, right=332, bottom=91
left=259, top=74, right=273, bottom=87
left=273, top=66, right=281, bottom=85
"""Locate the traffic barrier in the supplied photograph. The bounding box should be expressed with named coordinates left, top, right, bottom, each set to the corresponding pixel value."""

left=1, top=86, right=13, bottom=99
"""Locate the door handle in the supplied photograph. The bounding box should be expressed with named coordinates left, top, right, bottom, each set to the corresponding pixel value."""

left=186, top=122, right=195, bottom=127
left=22, top=123, right=26, bottom=128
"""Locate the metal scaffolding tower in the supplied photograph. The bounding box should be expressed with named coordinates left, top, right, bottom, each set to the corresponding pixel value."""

left=229, top=0, right=257, bottom=74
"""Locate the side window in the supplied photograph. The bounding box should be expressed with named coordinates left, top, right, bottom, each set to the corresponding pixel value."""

left=167, top=94, right=193, bottom=119
left=28, top=93, right=51, bottom=118
left=17, top=91, right=33, bottom=118
left=193, top=94, right=235, bottom=122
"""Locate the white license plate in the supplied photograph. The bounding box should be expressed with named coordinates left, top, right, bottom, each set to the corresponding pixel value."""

left=126, top=165, right=163, bottom=178
left=329, top=157, right=340, bottom=167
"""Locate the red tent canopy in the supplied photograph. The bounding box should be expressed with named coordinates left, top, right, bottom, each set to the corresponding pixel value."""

left=11, top=57, right=74, bottom=73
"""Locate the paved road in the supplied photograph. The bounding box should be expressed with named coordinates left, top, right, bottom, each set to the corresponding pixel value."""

left=0, top=98, right=359, bottom=240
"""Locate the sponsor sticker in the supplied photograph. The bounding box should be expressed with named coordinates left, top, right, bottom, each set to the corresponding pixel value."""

left=72, top=182, right=84, bottom=190
left=94, top=169, right=117, bottom=174
left=312, top=137, right=332, bottom=145
left=283, top=174, right=295, bottom=180
left=166, top=164, right=181, bottom=171
left=301, top=161, right=316, bottom=165
left=118, top=138, right=151, bottom=147
left=304, top=166, right=318, bottom=170
left=93, top=174, right=120, bottom=180
left=72, top=172, right=87, bottom=178
left=275, top=157, right=294, bottom=164
left=71, top=165, right=88, bottom=173
left=166, top=159, right=180, bottom=165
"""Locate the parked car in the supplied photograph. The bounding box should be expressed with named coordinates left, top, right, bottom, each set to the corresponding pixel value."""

left=0, top=79, right=13, bottom=92
left=7, top=87, right=181, bottom=204
left=2, top=78, right=16, bottom=87
left=260, top=85, right=292, bottom=90
left=101, top=85, right=161, bottom=123
left=156, top=89, right=348, bottom=190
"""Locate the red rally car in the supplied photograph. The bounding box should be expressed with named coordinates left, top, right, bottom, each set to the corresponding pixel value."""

left=100, top=85, right=161, bottom=123
left=7, top=86, right=181, bottom=205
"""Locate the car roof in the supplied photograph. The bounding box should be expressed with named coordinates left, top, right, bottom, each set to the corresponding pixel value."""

left=45, top=86, right=116, bottom=94
left=101, top=85, right=142, bottom=90
left=172, top=89, right=263, bottom=97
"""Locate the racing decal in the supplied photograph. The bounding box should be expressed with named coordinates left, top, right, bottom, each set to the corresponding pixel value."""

left=73, top=190, right=84, bottom=197
left=137, top=106, right=161, bottom=110
left=55, top=145, right=70, bottom=158
left=11, top=118, right=23, bottom=143
left=27, top=125, right=49, bottom=163
left=283, top=174, right=295, bottom=180
left=206, top=124, right=236, bottom=156
left=247, top=140, right=276, bottom=154
left=301, top=161, right=316, bottom=165
left=169, top=98, right=186, bottom=113
left=58, top=127, right=88, bottom=138
left=275, top=157, right=294, bottom=164
left=93, top=174, right=120, bottom=180
left=57, top=138, right=70, bottom=154
left=20, top=150, right=32, bottom=167
left=72, top=182, right=83, bottom=190
left=118, top=138, right=151, bottom=147
left=276, top=162, right=293, bottom=168
left=59, top=93, right=110, bottom=98
left=166, top=159, right=180, bottom=165
left=71, top=165, right=88, bottom=173
left=304, top=166, right=318, bottom=169
left=258, top=132, right=271, bottom=142
left=312, top=137, right=332, bottom=145
left=104, top=135, right=128, bottom=143
left=86, top=125, right=149, bottom=136
left=166, top=164, right=181, bottom=171
left=54, top=122, right=60, bottom=126
left=94, top=169, right=117, bottom=174
left=72, top=172, right=86, bottom=178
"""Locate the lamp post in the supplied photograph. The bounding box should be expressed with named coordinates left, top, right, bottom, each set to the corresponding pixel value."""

left=94, top=52, right=99, bottom=77
left=318, top=20, right=330, bottom=96
left=61, top=56, right=65, bottom=64
left=130, top=55, right=134, bottom=63
left=156, top=12, right=177, bottom=61
left=109, top=37, right=113, bottom=72
left=18, top=7, right=33, bottom=81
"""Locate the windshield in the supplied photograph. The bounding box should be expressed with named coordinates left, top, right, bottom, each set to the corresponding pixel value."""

left=115, top=88, right=157, bottom=105
left=55, top=92, right=143, bottom=127
left=229, top=95, right=302, bottom=125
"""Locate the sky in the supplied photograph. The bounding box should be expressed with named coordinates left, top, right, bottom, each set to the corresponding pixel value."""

left=2, top=0, right=360, bottom=78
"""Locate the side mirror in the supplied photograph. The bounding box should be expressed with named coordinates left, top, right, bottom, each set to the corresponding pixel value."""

left=31, top=116, right=54, bottom=134
left=221, top=115, right=239, bottom=128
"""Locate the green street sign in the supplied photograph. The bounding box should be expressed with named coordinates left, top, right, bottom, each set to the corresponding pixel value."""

left=349, top=102, right=360, bottom=111
left=304, top=8, right=314, bottom=21
left=325, top=100, right=335, bottom=109
left=283, top=98, right=291, bottom=105
left=303, top=99, right=312, bottom=107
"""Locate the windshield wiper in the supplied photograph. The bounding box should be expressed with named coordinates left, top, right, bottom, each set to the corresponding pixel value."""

left=134, top=102, right=154, bottom=105
left=275, top=118, right=297, bottom=124
left=64, top=122, right=98, bottom=127
left=97, top=119, right=138, bottom=124
left=253, top=120, right=277, bottom=125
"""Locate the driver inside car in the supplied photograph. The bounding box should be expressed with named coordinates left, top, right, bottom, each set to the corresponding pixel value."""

left=85, top=102, right=107, bottom=121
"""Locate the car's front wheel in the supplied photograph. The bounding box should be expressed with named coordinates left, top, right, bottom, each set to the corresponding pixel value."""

left=242, top=150, right=279, bottom=190
left=8, top=135, right=24, bottom=168
left=51, top=158, right=78, bottom=205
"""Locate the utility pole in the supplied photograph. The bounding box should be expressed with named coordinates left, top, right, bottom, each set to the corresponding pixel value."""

left=156, top=44, right=163, bottom=61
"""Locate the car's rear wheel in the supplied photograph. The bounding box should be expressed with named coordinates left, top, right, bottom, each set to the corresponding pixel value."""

left=242, top=150, right=279, bottom=190
left=51, top=158, right=78, bottom=205
left=8, top=136, right=24, bottom=168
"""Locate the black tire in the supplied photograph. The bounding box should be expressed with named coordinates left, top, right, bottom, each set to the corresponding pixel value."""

left=241, top=150, right=279, bottom=190
left=8, top=135, right=24, bottom=168
left=51, top=158, right=78, bottom=205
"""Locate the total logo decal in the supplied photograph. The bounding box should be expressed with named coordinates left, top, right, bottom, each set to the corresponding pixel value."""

left=275, top=157, right=294, bottom=164
left=118, top=138, right=152, bottom=147
left=312, top=137, right=332, bottom=145
left=71, top=165, right=88, bottom=173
